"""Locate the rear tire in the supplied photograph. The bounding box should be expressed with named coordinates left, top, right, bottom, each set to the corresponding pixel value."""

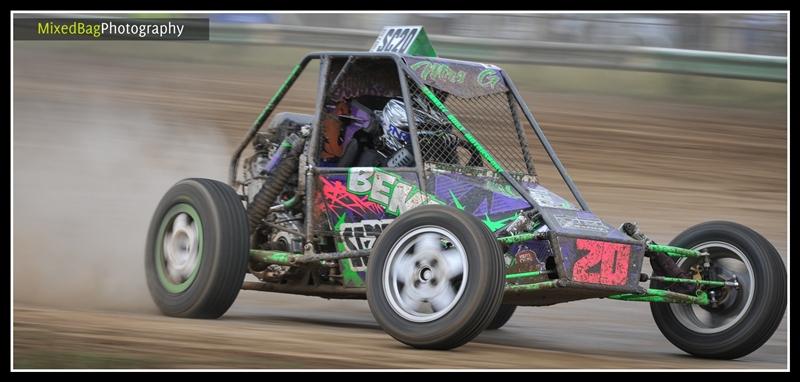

left=650, top=221, right=786, bottom=359
left=367, top=205, right=505, bottom=350
left=145, top=178, right=249, bottom=318
left=486, top=305, right=517, bottom=330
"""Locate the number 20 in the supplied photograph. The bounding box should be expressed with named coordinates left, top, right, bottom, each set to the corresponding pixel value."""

left=571, top=239, right=631, bottom=286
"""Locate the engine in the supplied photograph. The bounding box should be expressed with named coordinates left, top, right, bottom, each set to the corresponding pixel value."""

left=241, top=113, right=311, bottom=257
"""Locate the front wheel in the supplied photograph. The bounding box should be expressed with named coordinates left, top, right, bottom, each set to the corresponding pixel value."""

left=145, top=178, right=249, bottom=318
left=366, top=205, right=505, bottom=350
left=650, top=221, right=786, bottom=359
left=486, top=305, right=517, bottom=330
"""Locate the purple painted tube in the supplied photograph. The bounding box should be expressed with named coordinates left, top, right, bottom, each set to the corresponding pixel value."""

left=264, top=133, right=302, bottom=174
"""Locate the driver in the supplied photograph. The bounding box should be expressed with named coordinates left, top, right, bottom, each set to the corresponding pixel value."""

left=379, top=99, right=415, bottom=156
left=378, top=98, right=460, bottom=167
left=336, top=97, right=477, bottom=168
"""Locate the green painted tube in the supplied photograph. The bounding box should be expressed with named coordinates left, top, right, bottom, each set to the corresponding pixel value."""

left=497, top=233, right=540, bottom=245
left=249, top=249, right=297, bottom=266
left=254, top=64, right=302, bottom=128
left=650, top=276, right=731, bottom=288
left=609, top=294, right=677, bottom=304
left=505, top=280, right=558, bottom=292
left=230, top=63, right=304, bottom=185
left=281, top=195, right=299, bottom=209
left=505, top=270, right=552, bottom=279
left=647, top=244, right=702, bottom=257
left=419, top=85, right=506, bottom=173
left=608, top=288, right=709, bottom=305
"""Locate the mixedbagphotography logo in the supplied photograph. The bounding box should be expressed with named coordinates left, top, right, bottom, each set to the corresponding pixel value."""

left=14, top=17, right=210, bottom=40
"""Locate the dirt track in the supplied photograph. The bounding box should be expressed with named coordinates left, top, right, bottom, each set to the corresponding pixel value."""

left=12, top=42, right=787, bottom=369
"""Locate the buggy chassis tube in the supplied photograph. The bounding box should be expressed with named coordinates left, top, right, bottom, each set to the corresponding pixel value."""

left=229, top=58, right=309, bottom=187
left=225, top=51, right=429, bottom=241
left=228, top=52, right=416, bottom=188
left=501, top=71, right=591, bottom=212
left=250, top=248, right=371, bottom=266
left=229, top=52, right=590, bottom=241
left=496, top=232, right=549, bottom=245
left=504, top=281, right=710, bottom=306
left=648, top=276, right=738, bottom=288
left=608, top=289, right=710, bottom=305
left=302, top=52, right=429, bottom=240
left=242, top=281, right=366, bottom=299
left=647, top=244, right=704, bottom=258
left=506, top=270, right=554, bottom=279
left=507, top=91, right=537, bottom=176
left=249, top=246, right=716, bottom=306
left=228, top=52, right=574, bottom=245
left=224, top=52, right=724, bottom=310
left=506, top=280, right=559, bottom=292
left=402, top=66, right=545, bottom=215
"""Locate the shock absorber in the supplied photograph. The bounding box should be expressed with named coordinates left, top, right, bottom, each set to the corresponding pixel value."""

left=621, top=222, right=690, bottom=282
left=246, top=129, right=307, bottom=232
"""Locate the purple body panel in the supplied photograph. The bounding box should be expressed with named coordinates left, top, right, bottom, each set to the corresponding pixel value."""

left=314, top=167, right=643, bottom=291
left=404, top=56, right=508, bottom=99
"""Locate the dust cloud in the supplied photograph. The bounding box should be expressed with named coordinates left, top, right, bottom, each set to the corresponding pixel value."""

left=13, top=91, right=234, bottom=311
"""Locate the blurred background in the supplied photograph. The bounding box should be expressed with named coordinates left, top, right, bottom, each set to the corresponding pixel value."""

left=217, top=13, right=788, bottom=55
left=13, top=12, right=787, bottom=368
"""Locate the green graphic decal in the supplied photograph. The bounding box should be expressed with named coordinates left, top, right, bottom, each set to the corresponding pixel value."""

left=449, top=190, right=465, bottom=211
left=334, top=212, right=347, bottom=231
left=347, top=168, right=443, bottom=216
left=410, top=61, right=467, bottom=84
left=407, top=28, right=437, bottom=57
left=482, top=212, right=520, bottom=232
left=332, top=209, right=364, bottom=288
left=339, top=245, right=364, bottom=288
left=477, top=68, right=501, bottom=89
left=448, top=189, right=518, bottom=232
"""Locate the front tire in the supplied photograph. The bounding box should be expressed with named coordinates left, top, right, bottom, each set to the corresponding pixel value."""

left=486, top=305, right=517, bottom=330
left=145, top=178, right=249, bottom=318
left=366, top=205, right=505, bottom=350
left=650, top=221, right=786, bottom=359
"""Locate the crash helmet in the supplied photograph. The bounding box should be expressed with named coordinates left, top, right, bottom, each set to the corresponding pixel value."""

left=380, top=98, right=447, bottom=151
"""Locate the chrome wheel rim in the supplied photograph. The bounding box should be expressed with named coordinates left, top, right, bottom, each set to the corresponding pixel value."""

left=382, top=226, right=468, bottom=323
left=155, top=203, right=203, bottom=293
left=164, top=212, right=200, bottom=283
left=669, top=241, right=754, bottom=334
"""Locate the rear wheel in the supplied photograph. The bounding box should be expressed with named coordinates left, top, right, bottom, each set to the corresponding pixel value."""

left=145, top=178, right=249, bottom=318
left=367, top=205, right=505, bottom=350
left=650, top=221, right=786, bottom=359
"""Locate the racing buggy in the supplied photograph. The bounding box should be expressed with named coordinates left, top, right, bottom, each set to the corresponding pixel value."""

left=145, top=26, right=786, bottom=359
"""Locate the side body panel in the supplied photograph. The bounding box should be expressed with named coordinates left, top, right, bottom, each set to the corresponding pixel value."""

left=317, top=168, right=431, bottom=287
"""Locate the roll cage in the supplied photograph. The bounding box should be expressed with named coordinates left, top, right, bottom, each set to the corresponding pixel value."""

left=229, top=51, right=591, bottom=240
